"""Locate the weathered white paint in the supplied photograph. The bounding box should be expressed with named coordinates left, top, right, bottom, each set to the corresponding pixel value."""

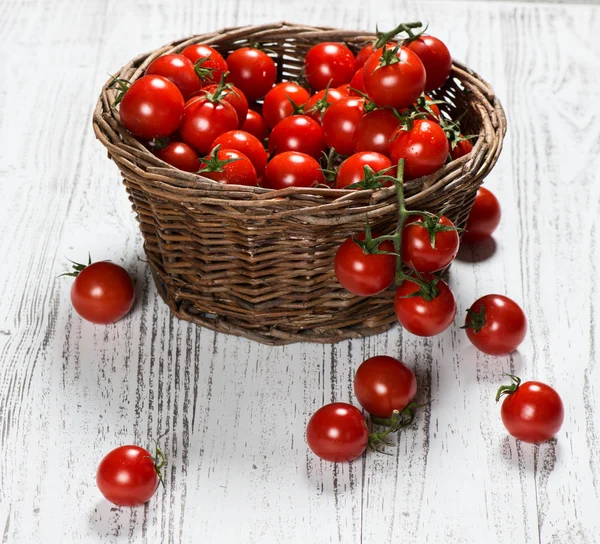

left=0, top=0, right=599, bottom=542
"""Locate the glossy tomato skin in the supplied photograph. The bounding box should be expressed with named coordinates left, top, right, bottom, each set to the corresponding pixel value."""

left=336, top=84, right=351, bottom=97
left=407, top=35, right=452, bottom=92
left=262, top=82, right=310, bottom=128
left=304, top=42, right=355, bottom=91
left=354, top=356, right=417, bottom=418
left=394, top=274, right=456, bottom=336
left=389, top=120, right=449, bottom=180
left=334, top=233, right=395, bottom=296
left=226, top=48, right=276, bottom=101
left=200, top=148, right=257, bottom=186
left=181, top=44, right=227, bottom=85
left=262, top=152, right=324, bottom=190
left=354, top=42, right=396, bottom=71
left=451, top=137, right=473, bottom=160
left=212, top=130, right=267, bottom=176
left=306, top=403, right=368, bottom=462
left=241, top=110, right=269, bottom=141
left=322, top=97, right=365, bottom=156
left=500, top=381, right=564, bottom=443
left=71, top=262, right=134, bottom=324
left=462, top=187, right=501, bottom=243
left=335, top=152, right=393, bottom=189
left=179, top=98, right=238, bottom=154
left=157, top=142, right=199, bottom=172
left=363, top=46, right=426, bottom=110
left=402, top=214, right=459, bottom=272
left=353, top=108, right=400, bottom=156
left=200, top=83, right=248, bottom=126
left=349, top=69, right=365, bottom=95
left=304, top=87, right=346, bottom=123
left=464, top=295, right=527, bottom=355
left=267, top=115, right=325, bottom=159
left=145, top=54, right=201, bottom=100
left=120, top=75, right=184, bottom=139
left=97, top=445, right=159, bottom=507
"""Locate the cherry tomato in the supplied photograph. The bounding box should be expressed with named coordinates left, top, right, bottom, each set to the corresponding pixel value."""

left=212, top=130, right=267, bottom=176
left=407, top=95, right=441, bottom=122
left=179, top=96, right=238, bottom=154
left=200, top=83, right=248, bottom=126
left=335, top=152, right=393, bottom=189
left=363, top=45, right=426, bottom=109
left=321, top=97, right=366, bottom=156
left=451, top=138, right=474, bottom=160
left=262, top=82, right=310, bottom=129
left=394, top=274, right=456, bottom=336
left=402, top=214, right=459, bottom=272
left=119, top=75, right=184, bottom=139
left=407, top=35, right=452, bottom=92
left=241, top=109, right=269, bottom=141
left=69, top=261, right=135, bottom=324
left=97, top=445, right=161, bottom=507
left=389, top=119, right=449, bottom=180
left=462, top=187, right=501, bottom=243
left=354, top=356, right=417, bottom=418
left=304, top=87, right=346, bottom=123
left=353, top=108, right=400, bottom=156
left=336, top=84, right=351, bottom=96
left=262, top=152, right=324, bottom=190
left=355, top=41, right=396, bottom=71
left=349, top=69, right=365, bottom=96
left=306, top=403, right=368, bottom=462
left=181, top=44, right=228, bottom=85
left=200, top=147, right=257, bottom=186
left=145, top=54, right=201, bottom=100
left=157, top=142, right=199, bottom=172
left=464, top=295, right=527, bottom=355
left=226, top=48, right=276, bottom=101
left=304, top=42, right=355, bottom=91
left=334, top=233, right=395, bottom=296
left=268, top=115, right=325, bottom=159
left=498, top=376, right=564, bottom=443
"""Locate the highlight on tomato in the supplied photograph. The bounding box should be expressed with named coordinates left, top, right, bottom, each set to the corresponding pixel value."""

left=462, top=186, right=501, bottom=243
left=262, top=151, right=324, bottom=190
left=199, top=145, right=258, bottom=186
left=304, top=42, right=355, bottom=91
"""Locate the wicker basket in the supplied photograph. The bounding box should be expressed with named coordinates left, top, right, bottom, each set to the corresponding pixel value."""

left=93, top=21, right=506, bottom=346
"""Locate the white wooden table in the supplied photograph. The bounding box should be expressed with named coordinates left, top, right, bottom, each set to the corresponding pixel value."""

left=1, top=0, right=599, bottom=542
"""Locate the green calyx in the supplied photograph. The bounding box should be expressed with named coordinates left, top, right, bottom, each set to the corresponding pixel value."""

left=372, top=21, right=425, bottom=49
left=368, top=402, right=426, bottom=452
left=495, top=374, right=522, bottom=402
left=353, top=218, right=398, bottom=256
left=199, top=145, right=239, bottom=173
left=305, top=82, right=332, bottom=121
left=202, top=72, right=230, bottom=103
left=108, top=76, right=131, bottom=107
left=59, top=254, right=92, bottom=278
left=461, top=306, right=487, bottom=333
left=346, top=165, right=397, bottom=190
left=410, top=210, right=461, bottom=249
left=193, top=56, right=216, bottom=81
left=401, top=272, right=441, bottom=302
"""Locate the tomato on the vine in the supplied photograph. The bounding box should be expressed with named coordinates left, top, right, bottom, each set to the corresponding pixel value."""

left=226, top=48, right=276, bottom=101
left=212, top=130, right=267, bottom=176
left=304, top=87, right=346, bottom=123
left=406, top=35, right=452, bottom=92
left=157, top=142, right=199, bottom=172
left=304, top=42, right=355, bottom=91
left=353, top=108, right=400, bottom=156
left=497, top=375, right=564, bottom=443
left=241, top=109, right=269, bottom=141
left=262, top=151, right=324, bottom=189
left=267, top=115, right=325, bottom=159
left=335, top=152, right=393, bottom=189
left=306, top=403, right=368, bottom=462
left=322, top=97, right=367, bottom=156
left=394, top=274, right=456, bottom=336
left=145, top=54, right=201, bottom=100
left=200, top=147, right=257, bottom=186
left=334, top=233, right=395, bottom=296
left=262, top=82, right=310, bottom=128
left=354, top=356, right=417, bottom=418
left=355, top=41, right=396, bottom=71
left=181, top=44, right=228, bottom=85
left=199, top=82, right=248, bottom=126
left=463, top=294, right=527, bottom=355
left=402, top=214, right=459, bottom=272
left=462, top=187, right=501, bottom=243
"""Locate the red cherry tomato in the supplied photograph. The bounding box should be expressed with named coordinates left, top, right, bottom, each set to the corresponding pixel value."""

left=336, top=84, right=351, bottom=96
left=406, top=95, right=441, bottom=122
left=389, top=119, right=449, bottom=180
left=363, top=45, right=426, bottom=109
left=241, top=110, right=269, bottom=141
left=157, top=142, right=199, bottom=172
left=200, top=148, right=257, bottom=186
left=334, top=233, right=395, bottom=296
left=304, top=42, right=355, bottom=91
left=354, top=41, right=396, bottom=71
left=181, top=44, right=228, bottom=85
left=394, top=274, right=456, bottom=336
left=321, top=97, right=366, bottom=156
left=145, top=54, right=201, bottom=100
left=498, top=376, right=564, bottom=443
left=200, top=83, right=248, bottom=126
left=462, top=187, right=501, bottom=243
left=262, top=82, right=310, bottom=129
left=402, top=214, right=459, bottom=272
left=119, top=75, right=184, bottom=139
left=226, top=48, right=276, bottom=101
left=407, top=35, right=452, bottom=92
left=268, top=115, right=325, bottom=159
left=349, top=69, right=365, bottom=96
left=96, top=445, right=161, bottom=507
left=304, top=87, right=346, bottom=123
left=335, top=152, right=393, bottom=189
left=69, top=261, right=135, bottom=324
left=262, top=152, right=324, bottom=190
left=306, top=403, right=368, bottom=462
left=179, top=96, right=238, bottom=154
left=451, top=138, right=474, bottom=160
left=354, top=356, right=417, bottom=418
left=464, top=295, right=527, bottom=355
left=353, top=108, right=400, bottom=156
left=211, top=130, right=267, bottom=176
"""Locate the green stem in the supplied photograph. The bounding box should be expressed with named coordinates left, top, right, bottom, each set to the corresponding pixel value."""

left=374, top=21, right=423, bottom=49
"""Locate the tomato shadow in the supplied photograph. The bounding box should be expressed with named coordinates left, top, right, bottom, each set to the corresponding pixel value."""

left=87, top=499, right=145, bottom=540
left=458, top=345, right=525, bottom=383
left=455, top=237, right=497, bottom=263
left=498, top=434, right=560, bottom=469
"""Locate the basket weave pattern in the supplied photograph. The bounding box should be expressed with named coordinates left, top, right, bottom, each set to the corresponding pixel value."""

left=93, top=22, right=506, bottom=345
